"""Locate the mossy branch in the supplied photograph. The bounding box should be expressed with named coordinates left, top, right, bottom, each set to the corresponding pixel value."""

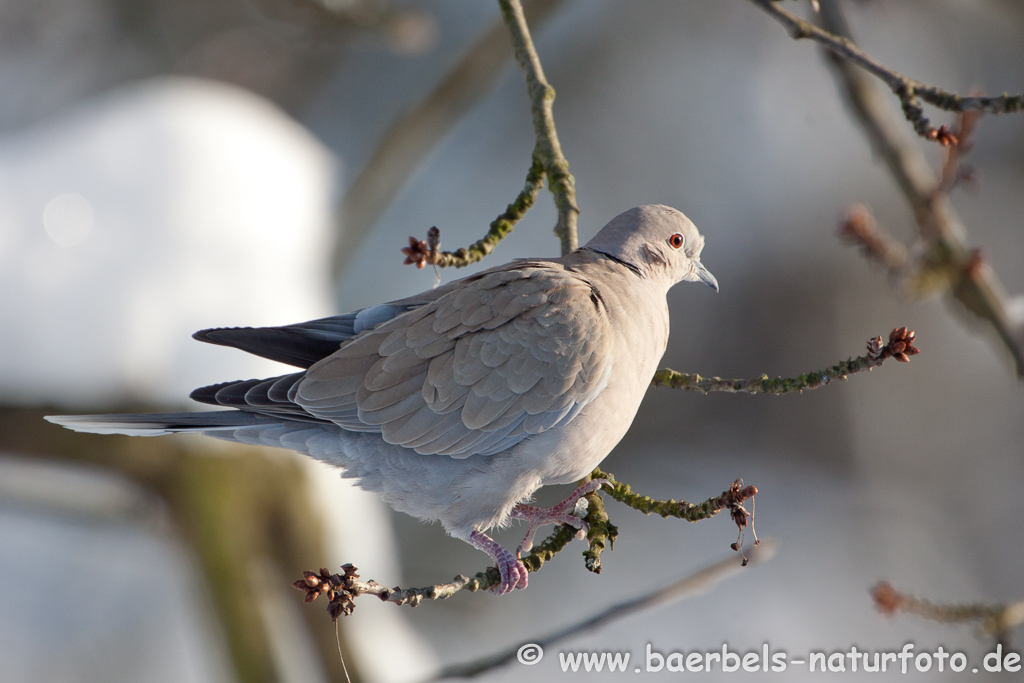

left=402, top=0, right=578, bottom=269
left=294, top=474, right=756, bottom=620
left=293, top=520, right=582, bottom=619
left=653, top=327, right=919, bottom=394
left=499, top=0, right=579, bottom=255
left=593, top=468, right=757, bottom=523
left=401, top=157, right=544, bottom=269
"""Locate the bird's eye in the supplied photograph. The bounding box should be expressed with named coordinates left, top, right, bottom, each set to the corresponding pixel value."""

left=669, top=233, right=685, bottom=249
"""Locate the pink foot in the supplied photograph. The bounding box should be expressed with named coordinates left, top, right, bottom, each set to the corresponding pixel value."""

left=511, top=479, right=609, bottom=556
left=469, top=530, right=528, bottom=594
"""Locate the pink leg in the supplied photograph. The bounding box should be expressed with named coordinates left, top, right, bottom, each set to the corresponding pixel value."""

left=468, top=530, right=528, bottom=594
left=511, top=479, right=609, bottom=556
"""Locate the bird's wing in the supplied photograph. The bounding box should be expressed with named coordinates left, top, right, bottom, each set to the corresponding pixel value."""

left=293, top=263, right=614, bottom=458
left=191, top=301, right=431, bottom=368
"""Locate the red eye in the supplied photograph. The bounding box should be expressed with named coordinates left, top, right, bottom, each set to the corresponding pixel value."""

left=669, top=233, right=685, bottom=249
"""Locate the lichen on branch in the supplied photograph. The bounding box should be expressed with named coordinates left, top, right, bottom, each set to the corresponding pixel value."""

left=652, top=328, right=919, bottom=394
left=293, top=476, right=757, bottom=620
left=401, top=0, right=579, bottom=268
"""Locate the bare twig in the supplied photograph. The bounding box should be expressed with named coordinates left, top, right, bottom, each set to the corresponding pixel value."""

left=332, top=0, right=567, bottom=279
left=937, top=108, right=981, bottom=194
left=815, top=1, right=1024, bottom=377
left=652, top=327, right=919, bottom=394
left=499, top=0, right=580, bottom=255
left=748, top=0, right=1024, bottom=143
left=838, top=204, right=908, bottom=276
left=873, top=582, right=1024, bottom=643
left=435, top=541, right=778, bottom=680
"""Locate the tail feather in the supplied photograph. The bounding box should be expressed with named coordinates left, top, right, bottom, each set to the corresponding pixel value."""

left=44, top=411, right=276, bottom=437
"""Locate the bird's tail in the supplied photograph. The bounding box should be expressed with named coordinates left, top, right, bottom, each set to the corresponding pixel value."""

left=44, top=410, right=275, bottom=437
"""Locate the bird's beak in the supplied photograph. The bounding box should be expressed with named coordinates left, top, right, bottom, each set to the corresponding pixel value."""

left=692, top=260, right=719, bottom=292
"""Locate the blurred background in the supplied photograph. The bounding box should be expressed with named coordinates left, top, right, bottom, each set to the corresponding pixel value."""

left=1, top=0, right=1022, bottom=681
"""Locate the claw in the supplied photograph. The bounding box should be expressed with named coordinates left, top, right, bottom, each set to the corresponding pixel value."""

left=469, top=530, right=528, bottom=594
left=512, top=479, right=609, bottom=555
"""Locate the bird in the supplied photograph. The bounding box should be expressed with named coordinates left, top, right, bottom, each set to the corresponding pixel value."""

left=47, top=204, right=718, bottom=594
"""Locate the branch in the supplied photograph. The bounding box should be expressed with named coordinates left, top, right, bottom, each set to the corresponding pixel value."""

left=332, top=0, right=567, bottom=279
left=435, top=540, right=778, bottom=680
left=748, top=0, right=1024, bottom=143
left=294, top=521, right=580, bottom=620
left=401, top=157, right=544, bottom=269
left=815, top=1, right=1024, bottom=377
left=838, top=204, right=908, bottom=277
left=293, top=475, right=756, bottom=619
left=873, top=582, right=1024, bottom=643
left=499, top=0, right=579, bottom=255
left=594, top=469, right=757, bottom=524
left=399, top=0, right=579, bottom=269
left=652, top=327, right=919, bottom=394
left=580, top=475, right=618, bottom=574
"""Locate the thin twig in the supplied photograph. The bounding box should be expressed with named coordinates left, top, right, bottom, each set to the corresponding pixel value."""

left=401, top=158, right=545, bottom=269
left=434, top=541, right=778, bottom=680
left=652, top=327, right=919, bottom=394
left=399, top=0, right=579, bottom=269
left=294, top=476, right=756, bottom=620
left=294, top=520, right=583, bottom=619
left=815, top=1, right=1024, bottom=377
left=499, top=0, right=580, bottom=255
left=748, top=0, right=1024, bottom=143
left=332, top=0, right=567, bottom=279
left=873, top=582, right=1024, bottom=643
left=838, top=203, right=908, bottom=277
left=594, top=469, right=758, bottom=525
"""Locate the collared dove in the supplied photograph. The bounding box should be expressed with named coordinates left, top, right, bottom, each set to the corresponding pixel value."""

left=47, top=204, right=718, bottom=594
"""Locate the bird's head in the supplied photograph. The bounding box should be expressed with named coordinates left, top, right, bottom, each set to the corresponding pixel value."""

left=583, top=204, right=718, bottom=291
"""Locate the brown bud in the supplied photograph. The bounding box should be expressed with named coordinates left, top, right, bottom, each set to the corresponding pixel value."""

left=401, top=235, right=431, bottom=268
left=927, top=125, right=958, bottom=147
left=871, top=581, right=905, bottom=615
left=894, top=352, right=909, bottom=362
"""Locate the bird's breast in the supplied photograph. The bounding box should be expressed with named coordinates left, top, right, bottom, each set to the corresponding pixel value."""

left=529, top=270, right=670, bottom=486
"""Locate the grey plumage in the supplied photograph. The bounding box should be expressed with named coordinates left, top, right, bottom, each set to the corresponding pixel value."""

left=47, top=204, right=717, bottom=593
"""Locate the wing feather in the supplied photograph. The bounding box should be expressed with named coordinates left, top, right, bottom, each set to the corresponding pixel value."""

left=292, top=262, right=613, bottom=459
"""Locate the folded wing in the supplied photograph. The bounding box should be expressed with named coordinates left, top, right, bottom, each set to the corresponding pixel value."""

left=294, top=264, right=613, bottom=458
